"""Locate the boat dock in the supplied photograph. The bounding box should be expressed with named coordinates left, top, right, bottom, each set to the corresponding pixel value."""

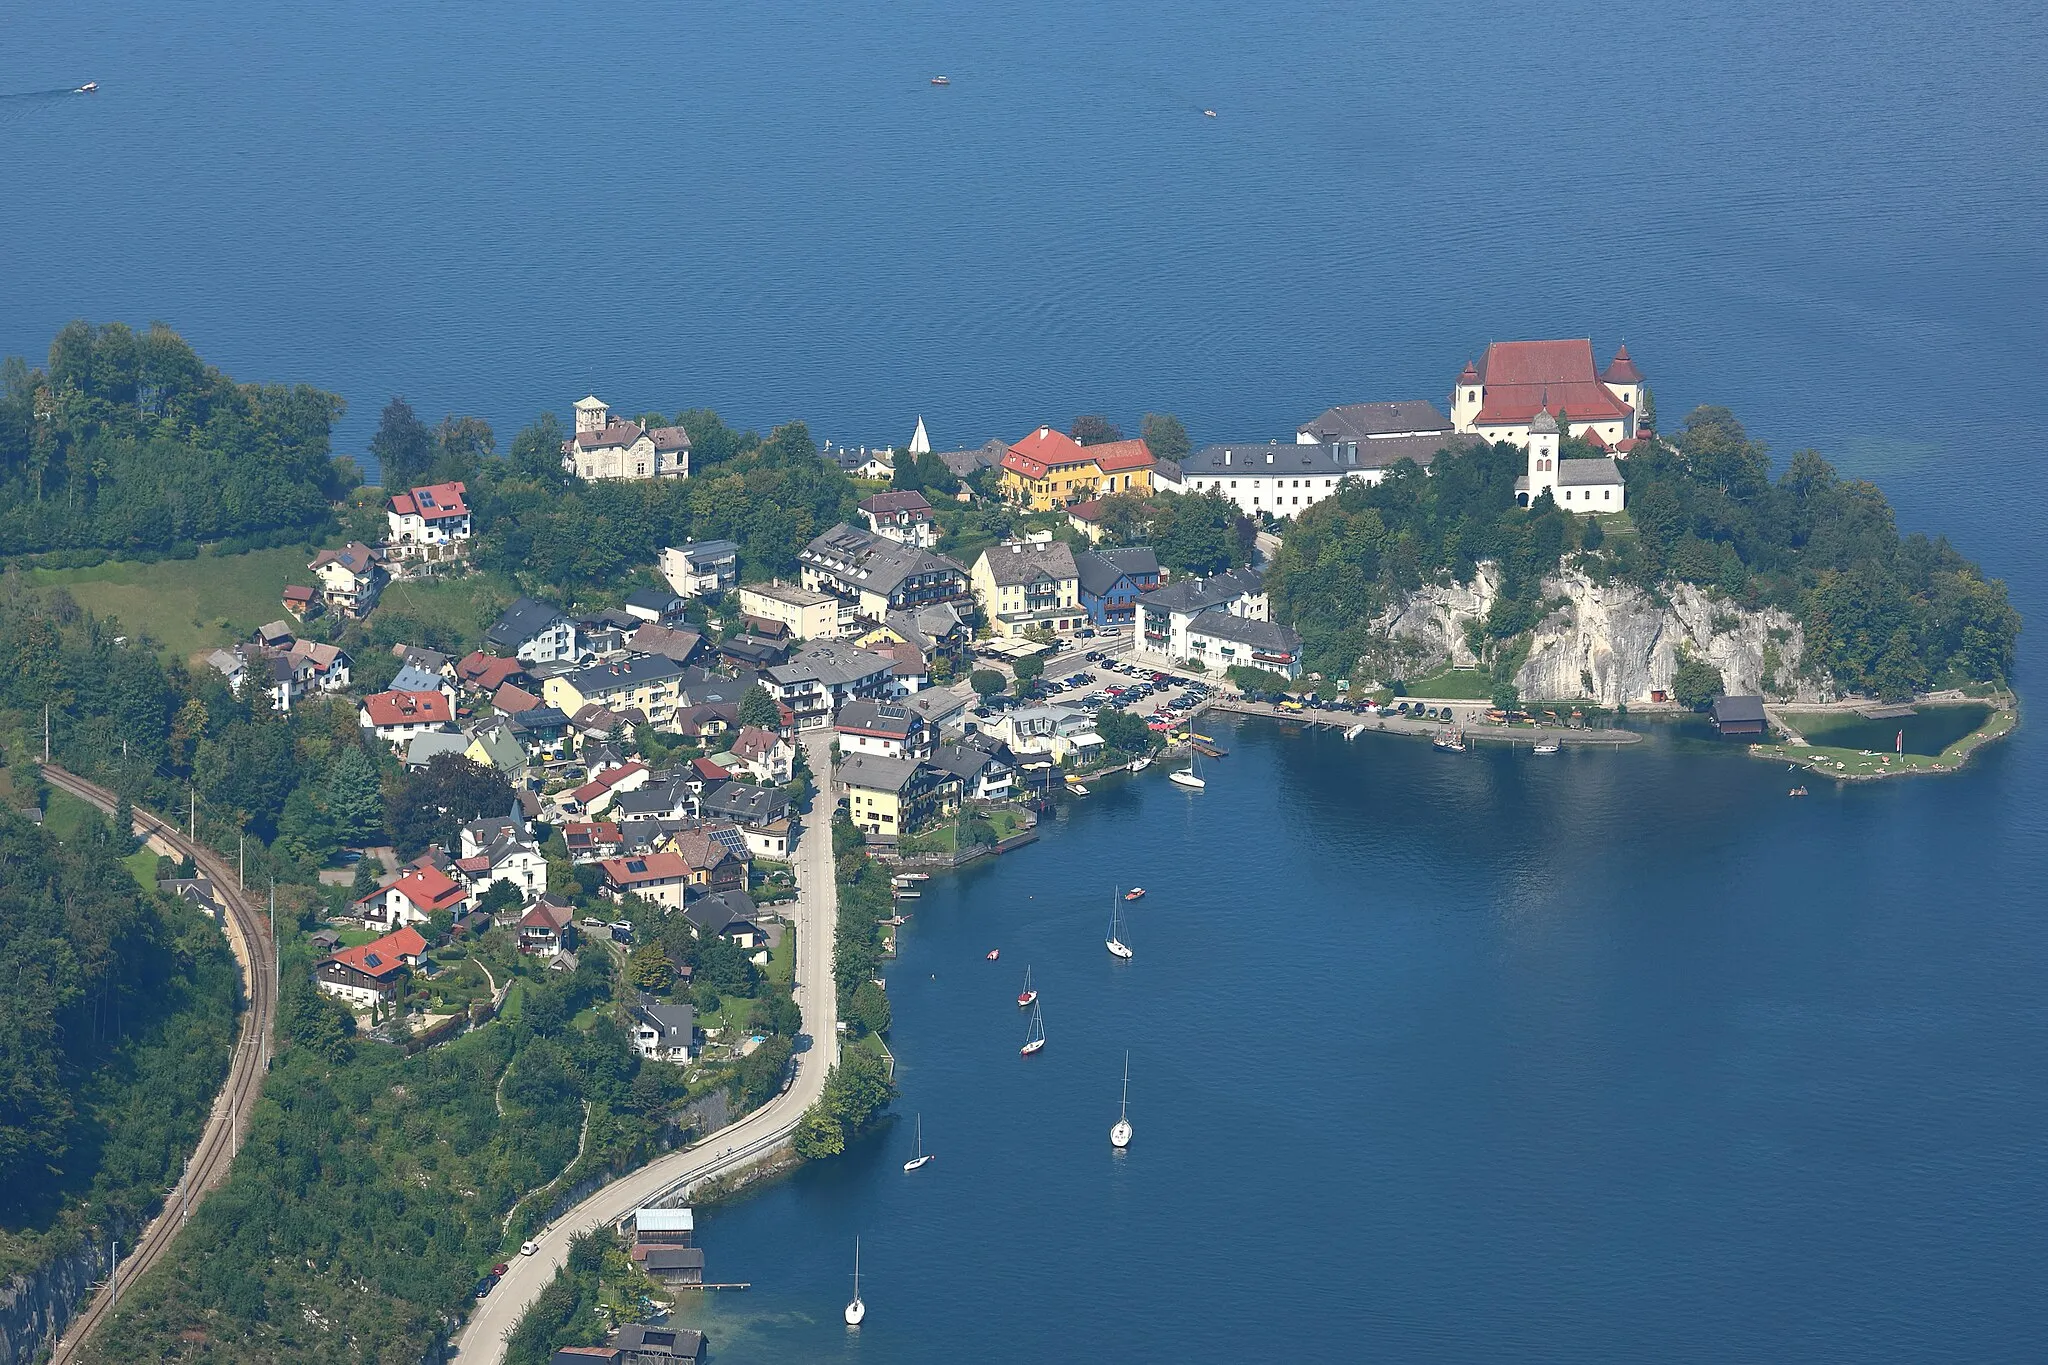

left=1199, top=697, right=1640, bottom=747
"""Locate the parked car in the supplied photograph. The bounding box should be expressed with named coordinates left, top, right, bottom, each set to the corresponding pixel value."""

left=520, top=1240, right=539, bottom=1256
left=474, top=1276, right=498, bottom=1300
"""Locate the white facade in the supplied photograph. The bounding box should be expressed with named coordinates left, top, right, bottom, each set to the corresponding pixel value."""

left=739, top=583, right=849, bottom=640
left=563, top=397, right=689, bottom=480
left=659, top=542, right=740, bottom=598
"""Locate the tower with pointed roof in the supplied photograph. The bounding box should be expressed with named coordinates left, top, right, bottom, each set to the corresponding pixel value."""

left=908, top=416, right=931, bottom=456
left=1600, top=346, right=1644, bottom=424
left=1451, top=359, right=1483, bottom=432
left=574, top=395, right=610, bottom=436
left=1522, top=405, right=1560, bottom=505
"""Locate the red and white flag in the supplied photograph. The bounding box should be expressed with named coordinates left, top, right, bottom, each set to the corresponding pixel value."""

left=1896, top=729, right=1904, bottom=755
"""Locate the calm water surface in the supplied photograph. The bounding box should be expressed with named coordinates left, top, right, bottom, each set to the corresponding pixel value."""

left=6, top=1, right=2046, bottom=1358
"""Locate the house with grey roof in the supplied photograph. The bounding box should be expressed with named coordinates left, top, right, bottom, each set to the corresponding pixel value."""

left=766, top=640, right=898, bottom=730
left=658, top=539, right=740, bottom=598
left=971, top=538, right=1086, bottom=639
left=1074, top=546, right=1162, bottom=626
left=929, top=740, right=1015, bottom=801
left=486, top=597, right=579, bottom=664
left=1133, top=568, right=1271, bottom=668
left=856, top=489, right=939, bottom=548
left=836, top=752, right=963, bottom=839
left=1183, top=611, right=1304, bottom=679
left=798, top=523, right=970, bottom=624
left=683, top=889, right=762, bottom=949
left=1296, top=398, right=1454, bottom=446
left=631, top=994, right=697, bottom=1063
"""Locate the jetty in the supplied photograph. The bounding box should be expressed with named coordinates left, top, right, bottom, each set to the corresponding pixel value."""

left=1201, top=697, right=1639, bottom=747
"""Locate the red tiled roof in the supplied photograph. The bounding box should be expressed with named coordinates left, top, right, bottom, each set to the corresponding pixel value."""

left=1470, top=339, right=1632, bottom=427
left=600, top=852, right=690, bottom=886
left=521, top=899, right=573, bottom=931
left=455, top=855, right=491, bottom=875
left=599, top=761, right=648, bottom=790
left=574, top=420, right=647, bottom=450
left=493, top=682, right=542, bottom=714
left=1066, top=498, right=1104, bottom=522
left=1601, top=345, right=1643, bottom=384
left=328, top=925, right=430, bottom=978
left=377, top=865, right=467, bottom=914
left=565, top=820, right=622, bottom=847
left=1085, top=438, right=1156, bottom=473
left=1002, top=425, right=1086, bottom=480
left=690, top=757, right=731, bottom=781
left=459, top=651, right=525, bottom=691
left=390, top=481, right=469, bottom=521
left=731, top=725, right=780, bottom=760
left=282, top=585, right=318, bottom=603
left=361, top=690, right=453, bottom=728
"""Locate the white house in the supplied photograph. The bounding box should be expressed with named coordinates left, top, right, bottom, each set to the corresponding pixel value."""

left=631, top=994, right=697, bottom=1063
left=833, top=698, right=932, bottom=760
left=659, top=540, right=740, bottom=598
left=1514, top=407, right=1626, bottom=513
left=856, top=489, right=938, bottom=549
left=991, top=705, right=1102, bottom=766
left=1132, top=569, right=1270, bottom=667
left=358, top=690, right=456, bottom=751
left=1183, top=612, right=1304, bottom=679
left=1175, top=433, right=1472, bottom=519
left=727, top=725, right=796, bottom=784
left=766, top=640, right=898, bottom=730
left=484, top=597, right=578, bottom=664
left=308, top=543, right=385, bottom=618
left=738, top=582, right=849, bottom=641
left=562, top=396, right=690, bottom=481
left=385, top=481, right=472, bottom=564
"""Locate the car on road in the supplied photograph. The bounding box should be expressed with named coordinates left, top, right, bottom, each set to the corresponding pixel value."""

left=520, top=1240, right=539, bottom=1256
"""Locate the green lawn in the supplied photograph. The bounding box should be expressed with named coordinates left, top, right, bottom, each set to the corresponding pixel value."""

left=1403, top=667, right=1497, bottom=700
left=373, top=573, right=519, bottom=656
left=42, top=788, right=161, bottom=891
left=27, top=546, right=312, bottom=663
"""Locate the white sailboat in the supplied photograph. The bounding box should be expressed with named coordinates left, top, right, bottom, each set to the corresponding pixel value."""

left=903, top=1114, right=934, bottom=1172
left=1017, top=964, right=1037, bottom=1008
left=844, top=1237, right=866, bottom=1325
left=1110, top=1051, right=1133, bottom=1149
left=1106, top=888, right=1133, bottom=960
left=1169, top=749, right=1206, bottom=789
left=1021, top=997, right=1046, bottom=1056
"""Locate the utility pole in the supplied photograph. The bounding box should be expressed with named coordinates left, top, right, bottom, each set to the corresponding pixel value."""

left=109, top=1240, right=120, bottom=1310
left=43, top=702, right=50, bottom=762
left=238, top=834, right=244, bottom=891
left=189, top=787, right=196, bottom=843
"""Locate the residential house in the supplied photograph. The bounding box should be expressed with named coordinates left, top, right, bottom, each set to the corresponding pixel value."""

left=856, top=489, right=938, bottom=548
left=356, top=862, right=468, bottom=930
left=517, top=896, right=577, bottom=957
left=630, top=994, right=697, bottom=1063
left=287, top=639, right=353, bottom=694
left=564, top=821, right=625, bottom=863
left=991, top=704, right=1103, bottom=766
left=766, top=640, right=898, bottom=730
left=1183, top=611, right=1304, bottom=679
left=1178, top=438, right=1446, bottom=519
left=667, top=826, right=747, bottom=895
left=1074, top=546, right=1161, bottom=626
left=562, top=760, right=652, bottom=818
left=727, top=725, right=795, bottom=784
left=390, top=660, right=455, bottom=701
left=308, top=542, right=385, bottom=618
left=384, top=481, right=471, bottom=565
left=1065, top=498, right=1109, bottom=543
left=611, top=1323, right=706, bottom=1362
left=314, top=926, right=428, bottom=1008
left=836, top=752, right=961, bottom=838
left=698, top=782, right=794, bottom=858
left=737, top=582, right=849, bottom=641
left=485, top=597, right=579, bottom=665
left=563, top=397, right=691, bottom=480
left=207, top=645, right=298, bottom=713
left=683, top=889, right=762, bottom=950
left=717, top=635, right=789, bottom=671
left=834, top=698, right=932, bottom=760
left=624, top=585, right=686, bottom=622
left=454, top=824, right=548, bottom=902
left=658, top=540, right=739, bottom=598
left=281, top=584, right=321, bottom=619
left=457, top=651, right=529, bottom=697
left=971, top=539, right=1086, bottom=639
left=671, top=701, right=739, bottom=747
left=599, top=852, right=693, bottom=911
left=404, top=730, right=470, bottom=769
left=863, top=602, right=970, bottom=676
left=901, top=683, right=970, bottom=734
left=798, top=523, right=970, bottom=624
left=929, top=737, right=1016, bottom=802
left=576, top=607, right=640, bottom=658
left=507, top=704, right=572, bottom=760
left=997, top=426, right=1156, bottom=510
left=359, top=690, right=455, bottom=751
left=544, top=655, right=689, bottom=728
left=932, top=437, right=1010, bottom=486
left=1132, top=568, right=1270, bottom=668
left=394, top=644, right=456, bottom=683
left=625, top=622, right=707, bottom=667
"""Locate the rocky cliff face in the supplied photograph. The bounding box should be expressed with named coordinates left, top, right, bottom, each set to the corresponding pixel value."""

left=0, top=1224, right=122, bottom=1365
left=1376, top=564, right=1825, bottom=705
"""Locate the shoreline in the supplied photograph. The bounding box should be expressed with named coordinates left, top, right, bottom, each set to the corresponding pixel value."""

left=1749, top=696, right=2017, bottom=782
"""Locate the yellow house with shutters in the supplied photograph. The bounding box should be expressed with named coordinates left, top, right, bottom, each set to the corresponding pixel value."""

left=998, top=427, right=1156, bottom=511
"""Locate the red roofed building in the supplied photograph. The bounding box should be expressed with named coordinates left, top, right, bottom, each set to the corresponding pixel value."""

left=1450, top=340, right=1645, bottom=452
left=356, top=861, right=470, bottom=930
left=565, top=821, right=625, bottom=863
left=358, top=689, right=455, bottom=749
left=598, top=852, right=693, bottom=911
left=519, top=895, right=577, bottom=956
left=559, top=759, right=651, bottom=818
left=315, top=925, right=429, bottom=1007
left=998, top=427, right=1157, bottom=510
left=689, top=756, right=731, bottom=784
left=386, top=481, right=472, bottom=564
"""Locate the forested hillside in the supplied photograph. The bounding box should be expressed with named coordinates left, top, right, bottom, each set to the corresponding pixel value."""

left=1269, top=406, right=2019, bottom=700
left=0, top=322, right=349, bottom=557
left=0, top=806, right=238, bottom=1275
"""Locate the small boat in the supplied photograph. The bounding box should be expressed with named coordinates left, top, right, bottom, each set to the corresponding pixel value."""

left=1021, top=998, right=1046, bottom=1056
left=986, top=948, right=1000, bottom=961
left=1124, top=887, right=1145, bottom=902
left=1434, top=728, right=1467, bottom=752
left=1344, top=723, right=1367, bottom=741
left=1789, top=787, right=1809, bottom=797
left=1106, top=889, right=1133, bottom=960
left=1110, top=1052, right=1133, bottom=1149
left=930, top=75, right=951, bottom=85
left=892, top=871, right=929, bottom=885
left=892, top=887, right=921, bottom=899
left=1017, top=964, right=1037, bottom=1008
left=1532, top=740, right=1560, bottom=755
left=1127, top=755, right=1151, bottom=773
left=844, top=1238, right=866, bottom=1325
left=1169, top=750, right=1206, bottom=790
left=1067, top=783, right=1090, bottom=797
left=1202, top=108, right=1217, bottom=117
left=76, top=82, right=98, bottom=94
left=903, top=1114, right=934, bottom=1172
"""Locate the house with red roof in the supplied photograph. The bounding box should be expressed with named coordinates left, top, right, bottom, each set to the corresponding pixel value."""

left=726, top=725, right=795, bottom=784
left=308, top=542, right=386, bottom=618
left=358, top=689, right=456, bottom=751
left=457, top=651, right=529, bottom=696
left=315, top=925, right=429, bottom=1007
left=565, top=820, right=625, bottom=863
left=998, top=426, right=1157, bottom=511
left=556, top=759, right=651, bottom=819
left=598, top=851, right=693, bottom=911
left=1450, top=340, right=1647, bottom=453
left=385, top=481, right=471, bottom=566
left=355, top=861, right=470, bottom=930
left=518, top=895, right=577, bottom=957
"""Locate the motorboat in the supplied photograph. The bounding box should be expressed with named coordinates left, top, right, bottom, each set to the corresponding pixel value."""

left=1110, top=1052, right=1133, bottom=1149
left=844, top=1238, right=865, bottom=1325
left=1067, top=782, right=1090, bottom=797
left=76, top=82, right=98, bottom=93
left=1202, top=108, right=1217, bottom=117
left=930, top=75, right=951, bottom=85
left=1344, top=723, right=1367, bottom=741
left=903, top=1114, right=934, bottom=1172
left=1124, top=887, right=1145, bottom=902
left=1127, top=755, right=1151, bottom=773
left=1532, top=740, right=1560, bottom=755
left=986, top=948, right=1000, bottom=961
left=1017, top=964, right=1037, bottom=1008
left=1021, top=998, right=1046, bottom=1056
left=892, top=871, right=929, bottom=884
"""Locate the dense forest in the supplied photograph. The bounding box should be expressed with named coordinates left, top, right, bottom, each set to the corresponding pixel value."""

left=0, top=806, right=238, bottom=1276
left=0, top=323, right=351, bottom=557
left=1268, top=406, right=2019, bottom=700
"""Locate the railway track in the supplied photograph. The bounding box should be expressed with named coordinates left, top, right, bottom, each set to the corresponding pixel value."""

left=39, top=766, right=277, bottom=1365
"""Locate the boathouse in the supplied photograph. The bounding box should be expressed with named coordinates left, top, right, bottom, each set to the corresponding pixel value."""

left=1710, top=695, right=1769, bottom=736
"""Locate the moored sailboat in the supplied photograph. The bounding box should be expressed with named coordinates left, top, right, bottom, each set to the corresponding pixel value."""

left=1017, top=964, right=1037, bottom=1008
left=1110, top=1052, right=1133, bottom=1149
left=1107, top=888, right=1133, bottom=960
left=1021, top=998, right=1046, bottom=1056
left=903, top=1114, right=934, bottom=1172
left=844, top=1237, right=865, bottom=1325
left=1169, top=749, right=1206, bottom=789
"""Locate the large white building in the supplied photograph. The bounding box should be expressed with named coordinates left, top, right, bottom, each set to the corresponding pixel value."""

left=562, top=396, right=691, bottom=481
left=1132, top=569, right=1272, bottom=666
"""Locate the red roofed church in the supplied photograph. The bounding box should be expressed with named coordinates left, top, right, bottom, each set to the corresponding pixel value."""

left=1450, top=340, right=1646, bottom=453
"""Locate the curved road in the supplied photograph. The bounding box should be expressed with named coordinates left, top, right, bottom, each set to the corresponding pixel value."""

left=454, top=734, right=843, bottom=1362
left=41, top=766, right=276, bottom=1365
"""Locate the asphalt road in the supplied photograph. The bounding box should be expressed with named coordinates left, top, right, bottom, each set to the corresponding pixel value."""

left=452, top=733, right=843, bottom=1362
left=42, top=766, right=276, bottom=1365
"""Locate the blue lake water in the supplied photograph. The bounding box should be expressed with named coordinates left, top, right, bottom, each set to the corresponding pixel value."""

left=6, top=0, right=2047, bottom=1358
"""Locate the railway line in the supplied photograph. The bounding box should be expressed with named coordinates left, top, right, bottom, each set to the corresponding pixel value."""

left=39, top=766, right=277, bottom=1365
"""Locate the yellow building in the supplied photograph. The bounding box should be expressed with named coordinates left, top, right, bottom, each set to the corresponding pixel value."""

left=837, top=753, right=961, bottom=838
left=998, top=427, right=1156, bottom=511
left=971, top=540, right=1086, bottom=639
left=541, top=655, right=688, bottom=727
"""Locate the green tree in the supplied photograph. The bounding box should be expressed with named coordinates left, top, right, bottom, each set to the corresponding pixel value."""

left=1012, top=654, right=1043, bottom=687
left=1670, top=653, right=1725, bottom=710
left=850, top=979, right=892, bottom=1036
left=1071, top=415, right=1123, bottom=446
left=1491, top=679, right=1521, bottom=712
left=629, top=942, right=675, bottom=993
left=369, top=396, right=435, bottom=490
left=1093, top=708, right=1154, bottom=755
left=738, top=684, right=781, bottom=730
left=794, top=1103, right=846, bottom=1158
left=969, top=669, right=1005, bottom=699
left=1140, top=412, right=1191, bottom=463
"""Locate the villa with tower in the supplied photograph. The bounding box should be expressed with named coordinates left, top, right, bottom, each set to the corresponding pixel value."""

left=561, top=395, right=692, bottom=481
